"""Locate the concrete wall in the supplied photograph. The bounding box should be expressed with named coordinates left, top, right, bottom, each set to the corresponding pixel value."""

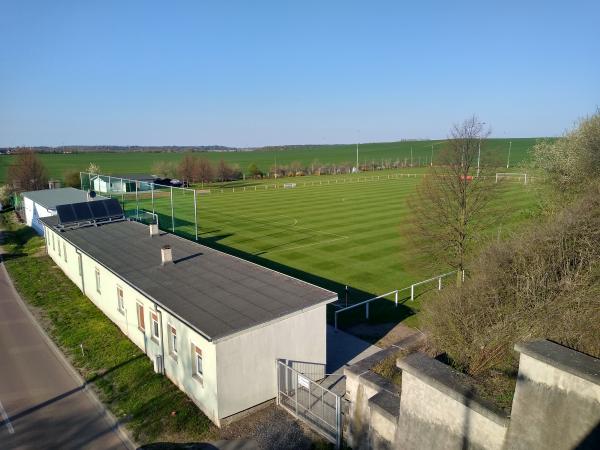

left=215, top=304, right=327, bottom=420
left=505, top=341, right=600, bottom=450
left=343, top=340, right=599, bottom=450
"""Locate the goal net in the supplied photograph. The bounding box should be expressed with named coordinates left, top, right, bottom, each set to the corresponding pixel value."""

left=495, top=173, right=528, bottom=184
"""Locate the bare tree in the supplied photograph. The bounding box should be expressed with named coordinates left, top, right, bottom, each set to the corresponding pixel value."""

left=216, top=159, right=233, bottom=182
left=197, top=158, right=214, bottom=184
left=7, top=149, right=49, bottom=192
left=408, top=116, right=494, bottom=286
left=178, top=154, right=200, bottom=184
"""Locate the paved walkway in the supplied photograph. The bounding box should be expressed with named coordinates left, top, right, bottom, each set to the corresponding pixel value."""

left=326, top=325, right=381, bottom=375
left=0, top=257, right=133, bottom=449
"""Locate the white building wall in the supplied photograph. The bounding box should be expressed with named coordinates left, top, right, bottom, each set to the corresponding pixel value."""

left=43, top=224, right=220, bottom=424
left=215, top=304, right=328, bottom=419
left=24, top=197, right=54, bottom=235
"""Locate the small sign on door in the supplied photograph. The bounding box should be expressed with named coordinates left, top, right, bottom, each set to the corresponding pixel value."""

left=298, top=374, right=310, bottom=389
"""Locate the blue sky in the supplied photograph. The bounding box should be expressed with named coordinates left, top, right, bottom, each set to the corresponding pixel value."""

left=1, top=0, right=598, bottom=147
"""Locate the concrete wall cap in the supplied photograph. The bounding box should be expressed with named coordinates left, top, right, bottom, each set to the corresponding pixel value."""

left=515, top=340, right=600, bottom=386
left=397, top=352, right=509, bottom=426
left=368, top=390, right=400, bottom=422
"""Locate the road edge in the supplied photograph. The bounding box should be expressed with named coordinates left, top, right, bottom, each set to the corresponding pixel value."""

left=0, top=253, right=138, bottom=450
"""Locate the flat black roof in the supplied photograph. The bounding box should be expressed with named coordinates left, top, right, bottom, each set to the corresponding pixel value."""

left=40, top=217, right=336, bottom=341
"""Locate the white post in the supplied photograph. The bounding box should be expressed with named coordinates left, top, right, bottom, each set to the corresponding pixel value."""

left=193, top=190, right=198, bottom=241
left=135, top=180, right=139, bottom=220
left=438, top=277, right=442, bottom=290
left=410, top=284, right=415, bottom=301
left=395, top=290, right=398, bottom=306
left=170, top=186, right=175, bottom=232
left=507, top=141, right=512, bottom=169
left=151, top=183, right=155, bottom=215
left=79, top=172, right=83, bottom=190
left=524, top=173, right=528, bottom=185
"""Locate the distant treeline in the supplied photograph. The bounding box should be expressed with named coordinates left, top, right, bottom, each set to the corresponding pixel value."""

left=0, top=145, right=243, bottom=153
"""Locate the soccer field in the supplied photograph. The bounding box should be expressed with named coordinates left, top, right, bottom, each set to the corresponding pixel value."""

left=112, top=172, right=539, bottom=327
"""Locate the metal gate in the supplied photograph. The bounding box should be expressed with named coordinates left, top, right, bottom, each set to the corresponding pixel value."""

left=276, top=360, right=342, bottom=448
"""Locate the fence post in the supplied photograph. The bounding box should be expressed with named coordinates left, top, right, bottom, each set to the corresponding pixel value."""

left=295, top=374, right=299, bottom=416
left=335, top=395, right=341, bottom=449
left=410, top=284, right=414, bottom=301
left=151, top=183, right=155, bottom=215
left=135, top=180, right=139, bottom=220
left=276, top=361, right=280, bottom=406
left=193, top=189, right=198, bottom=241
left=170, top=186, right=175, bottom=232
left=438, top=277, right=442, bottom=290
left=334, top=312, right=338, bottom=330
left=395, top=290, right=398, bottom=306
left=366, top=302, right=369, bottom=319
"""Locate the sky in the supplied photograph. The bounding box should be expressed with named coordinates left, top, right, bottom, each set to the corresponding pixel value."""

left=1, top=0, right=599, bottom=147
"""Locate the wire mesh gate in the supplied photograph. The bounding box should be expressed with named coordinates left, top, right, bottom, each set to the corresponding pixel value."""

left=276, top=360, right=342, bottom=448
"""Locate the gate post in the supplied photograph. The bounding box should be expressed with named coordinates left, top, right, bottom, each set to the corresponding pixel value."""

left=335, top=395, right=341, bottom=449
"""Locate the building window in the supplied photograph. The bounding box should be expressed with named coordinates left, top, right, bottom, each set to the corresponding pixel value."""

left=192, top=345, right=203, bottom=381
left=63, top=242, right=67, bottom=262
left=136, top=303, right=145, bottom=331
left=168, top=326, right=177, bottom=358
left=151, top=312, right=159, bottom=341
left=58, top=239, right=62, bottom=257
left=95, top=268, right=101, bottom=294
left=52, top=233, right=55, bottom=251
left=116, top=286, right=124, bottom=314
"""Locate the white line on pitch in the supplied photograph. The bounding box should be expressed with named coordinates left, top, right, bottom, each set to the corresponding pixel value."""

left=0, top=399, right=15, bottom=435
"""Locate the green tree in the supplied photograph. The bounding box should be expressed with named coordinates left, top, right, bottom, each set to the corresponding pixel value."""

left=247, top=163, right=262, bottom=179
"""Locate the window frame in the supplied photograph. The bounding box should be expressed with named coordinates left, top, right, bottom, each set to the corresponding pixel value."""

left=63, top=242, right=67, bottom=262
left=136, top=302, right=145, bottom=332
left=192, top=344, right=203, bottom=383
left=151, top=312, right=160, bottom=341
left=116, top=286, right=125, bottom=314
left=95, top=268, right=101, bottom=294
left=52, top=233, right=55, bottom=251
left=168, top=325, right=178, bottom=359
left=57, top=238, right=62, bottom=257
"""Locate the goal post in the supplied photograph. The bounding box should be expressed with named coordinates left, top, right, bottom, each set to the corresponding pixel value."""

left=495, top=173, right=528, bottom=184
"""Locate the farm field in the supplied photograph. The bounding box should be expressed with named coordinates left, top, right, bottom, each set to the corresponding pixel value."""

left=0, top=137, right=538, bottom=182
left=95, top=172, right=542, bottom=328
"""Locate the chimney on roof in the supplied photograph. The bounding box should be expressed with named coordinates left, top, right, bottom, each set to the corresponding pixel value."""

left=149, top=224, right=159, bottom=236
left=161, top=245, right=173, bottom=265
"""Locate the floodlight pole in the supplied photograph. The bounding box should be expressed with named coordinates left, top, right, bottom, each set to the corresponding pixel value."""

left=507, top=141, right=512, bottom=169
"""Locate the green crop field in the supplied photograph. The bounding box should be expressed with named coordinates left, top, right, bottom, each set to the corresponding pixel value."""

left=0, top=137, right=539, bottom=183
left=94, top=171, right=541, bottom=329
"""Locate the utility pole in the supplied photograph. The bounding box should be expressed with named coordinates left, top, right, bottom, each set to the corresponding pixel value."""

left=507, top=141, right=512, bottom=169
left=431, top=143, right=434, bottom=166
left=477, top=122, right=487, bottom=177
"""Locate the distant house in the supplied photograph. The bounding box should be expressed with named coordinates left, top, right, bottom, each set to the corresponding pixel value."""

left=90, top=173, right=155, bottom=193
left=21, top=187, right=106, bottom=235
left=41, top=205, right=336, bottom=426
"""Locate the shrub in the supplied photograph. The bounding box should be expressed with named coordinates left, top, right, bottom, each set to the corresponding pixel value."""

left=422, top=182, right=600, bottom=375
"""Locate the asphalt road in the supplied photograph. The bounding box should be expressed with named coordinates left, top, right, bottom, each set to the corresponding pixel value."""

left=0, top=258, right=132, bottom=450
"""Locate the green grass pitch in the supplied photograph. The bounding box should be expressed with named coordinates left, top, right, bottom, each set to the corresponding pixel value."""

left=109, top=172, right=540, bottom=329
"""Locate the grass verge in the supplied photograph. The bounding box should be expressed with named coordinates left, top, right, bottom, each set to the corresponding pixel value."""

left=0, top=211, right=217, bottom=445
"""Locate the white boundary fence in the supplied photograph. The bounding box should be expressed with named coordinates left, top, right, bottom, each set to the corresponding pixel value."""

left=333, top=270, right=459, bottom=330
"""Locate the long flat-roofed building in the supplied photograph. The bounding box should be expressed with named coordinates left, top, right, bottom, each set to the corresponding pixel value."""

left=40, top=204, right=336, bottom=426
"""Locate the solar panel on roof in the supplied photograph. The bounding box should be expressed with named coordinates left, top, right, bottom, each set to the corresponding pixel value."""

left=89, top=200, right=109, bottom=220
left=56, top=204, right=77, bottom=224
left=72, top=202, right=93, bottom=221
left=104, top=198, right=123, bottom=217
